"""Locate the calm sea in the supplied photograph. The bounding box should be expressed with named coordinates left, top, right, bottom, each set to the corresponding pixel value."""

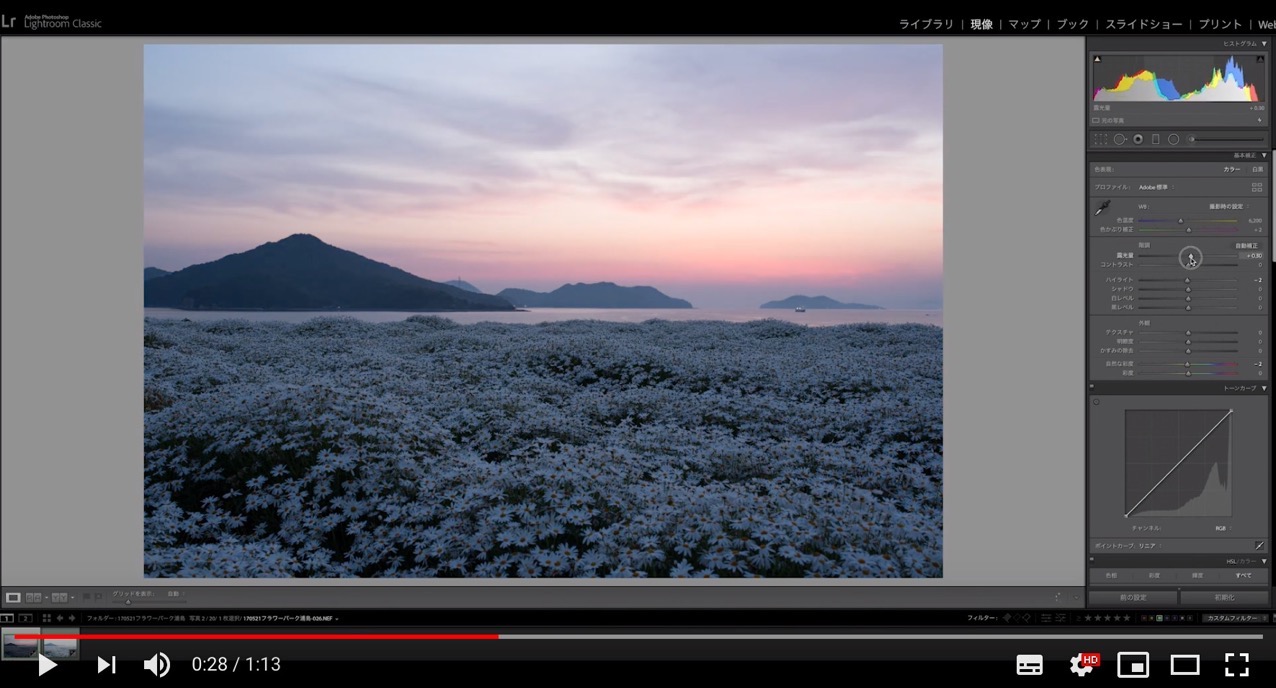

left=143, top=308, right=942, bottom=327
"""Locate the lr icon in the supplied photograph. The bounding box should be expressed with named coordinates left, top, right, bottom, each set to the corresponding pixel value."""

left=1, top=15, right=15, bottom=28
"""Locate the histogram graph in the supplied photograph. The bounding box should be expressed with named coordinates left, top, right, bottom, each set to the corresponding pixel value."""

left=1092, top=54, right=1264, bottom=102
left=1124, top=409, right=1233, bottom=518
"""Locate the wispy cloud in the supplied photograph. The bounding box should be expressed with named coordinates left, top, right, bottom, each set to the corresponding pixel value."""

left=313, top=71, right=575, bottom=148
left=145, top=43, right=942, bottom=307
left=145, top=103, right=538, bottom=214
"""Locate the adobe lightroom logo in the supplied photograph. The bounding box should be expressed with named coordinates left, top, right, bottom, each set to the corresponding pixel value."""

left=1, top=15, right=16, bottom=28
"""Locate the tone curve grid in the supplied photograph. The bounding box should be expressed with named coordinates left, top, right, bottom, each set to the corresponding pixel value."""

left=1093, top=54, right=1264, bottom=103
left=1124, top=409, right=1233, bottom=518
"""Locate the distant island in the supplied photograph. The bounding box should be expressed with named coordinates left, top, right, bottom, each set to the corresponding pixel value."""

left=760, top=295, right=883, bottom=310
left=444, top=279, right=482, bottom=293
left=498, top=282, right=693, bottom=308
left=144, top=267, right=171, bottom=281
left=143, top=234, right=515, bottom=312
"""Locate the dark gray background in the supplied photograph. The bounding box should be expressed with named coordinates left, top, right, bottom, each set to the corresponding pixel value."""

left=1, top=37, right=1084, bottom=592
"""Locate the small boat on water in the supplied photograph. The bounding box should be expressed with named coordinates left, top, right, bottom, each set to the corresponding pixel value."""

left=794, top=306, right=806, bottom=312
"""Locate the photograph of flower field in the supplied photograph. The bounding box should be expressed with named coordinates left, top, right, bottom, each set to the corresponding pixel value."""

left=143, top=43, right=943, bottom=577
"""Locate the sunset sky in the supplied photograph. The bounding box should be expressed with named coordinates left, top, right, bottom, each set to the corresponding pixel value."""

left=144, top=43, right=942, bottom=309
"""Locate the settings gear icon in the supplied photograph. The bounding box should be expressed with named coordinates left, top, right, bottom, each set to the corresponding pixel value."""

left=1071, top=654, right=1094, bottom=676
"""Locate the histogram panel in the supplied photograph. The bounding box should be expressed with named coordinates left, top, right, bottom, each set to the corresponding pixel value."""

left=1093, top=54, right=1264, bottom=102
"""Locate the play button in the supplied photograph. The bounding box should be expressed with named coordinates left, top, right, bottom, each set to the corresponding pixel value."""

left=38, top=653, right=57, bottom=677
left=98, top=655, right=117, bottom=674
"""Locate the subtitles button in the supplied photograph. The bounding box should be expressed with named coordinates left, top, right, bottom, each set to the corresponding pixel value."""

left=1017, top=654, right=1044, bottom=676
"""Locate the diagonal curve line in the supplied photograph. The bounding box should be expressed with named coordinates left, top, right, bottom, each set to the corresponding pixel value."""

left=1125, top=410, right=1233, bottom=518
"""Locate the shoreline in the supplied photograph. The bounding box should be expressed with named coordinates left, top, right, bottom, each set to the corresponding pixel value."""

left=143, top=307, right=943, bottom=328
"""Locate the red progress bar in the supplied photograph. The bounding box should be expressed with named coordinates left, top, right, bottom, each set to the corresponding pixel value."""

left=15, top=634, right=499, bottom=641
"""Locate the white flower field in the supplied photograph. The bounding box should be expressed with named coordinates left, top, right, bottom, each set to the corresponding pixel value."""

left=143, top=316, right=942, bottom=578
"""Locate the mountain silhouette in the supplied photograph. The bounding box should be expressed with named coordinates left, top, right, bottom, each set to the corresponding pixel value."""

left=497, top=282, right=692, bottom=308
left=143, top=234, right=514, bottom=311
left=444, top=279, right=482, bottom=293
left=760, top=295, right=882, bottom=309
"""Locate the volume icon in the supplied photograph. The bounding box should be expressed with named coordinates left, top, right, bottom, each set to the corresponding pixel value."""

left=144, top=652, right=170, bottom=677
